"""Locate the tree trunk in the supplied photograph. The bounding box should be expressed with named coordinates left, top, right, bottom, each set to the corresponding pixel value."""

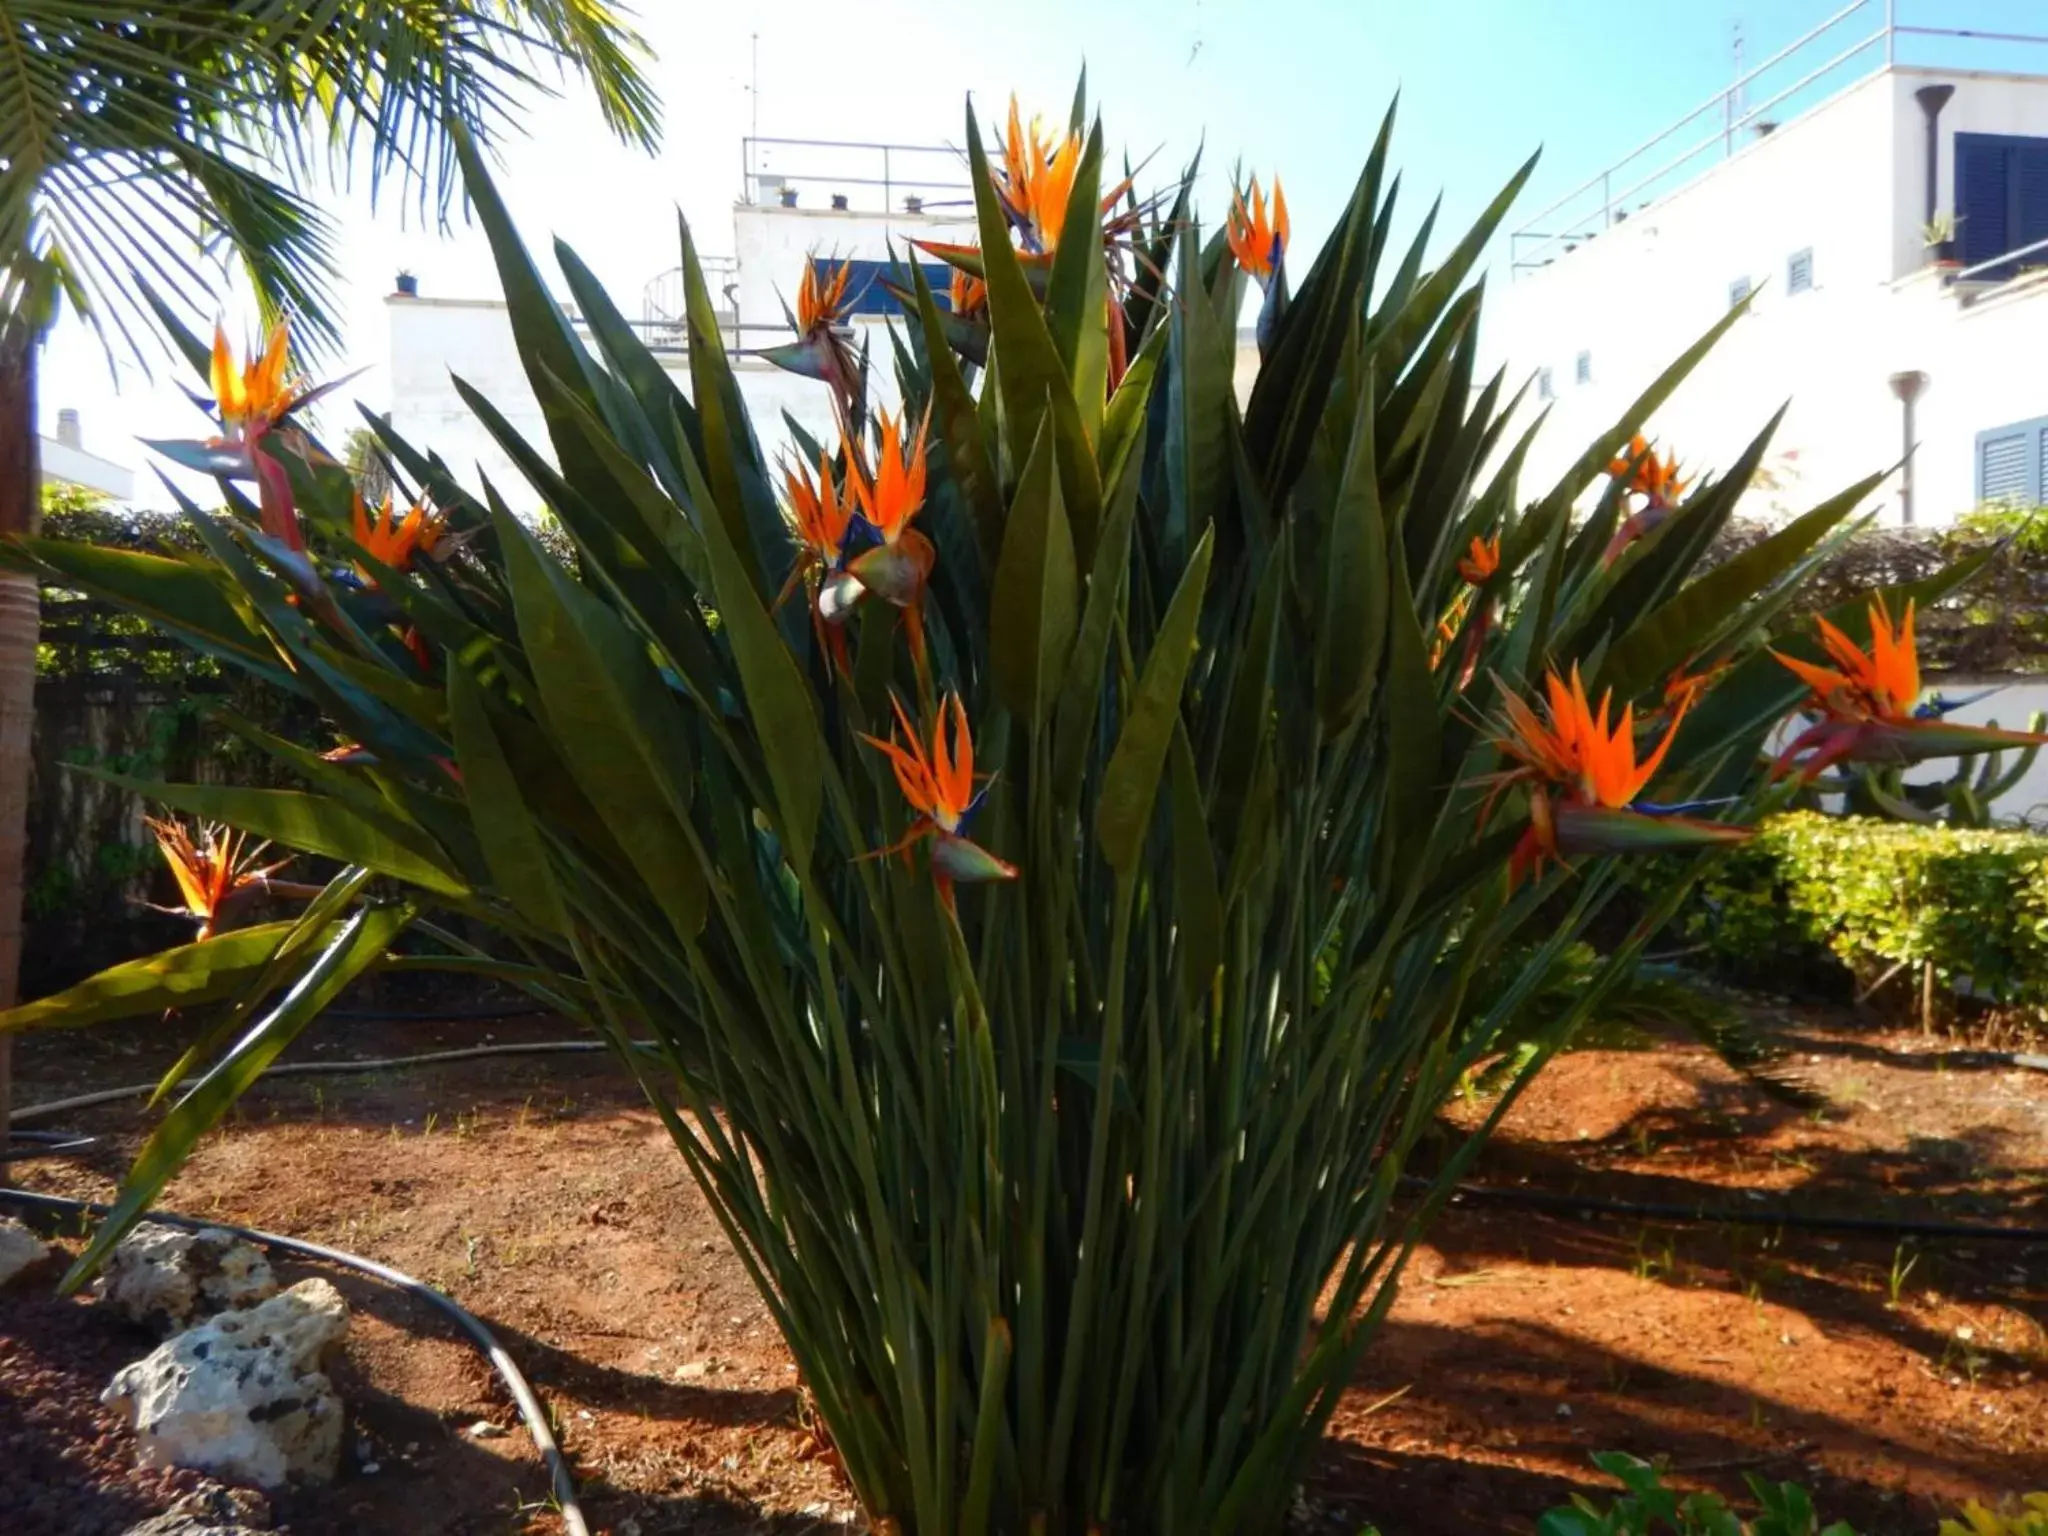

left=0, top=319, right=42, bottom=1142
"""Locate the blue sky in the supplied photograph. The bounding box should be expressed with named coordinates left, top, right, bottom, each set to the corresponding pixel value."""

left=35, top=0, right=2045, bottom=476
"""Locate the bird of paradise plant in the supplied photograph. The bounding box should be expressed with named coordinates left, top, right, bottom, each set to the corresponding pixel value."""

left=777, top=447, right=860, bottom=676
left=5, top=87, right=1969, bottom=1536
left=143, top=817, right=291, bottom=941
left=860, top=693, right=1017, bottom=911
left=1604, top=432, right=1691, bottom=561
left=840, top=406, right=936, bottom=671
left=349, top=491, right=445, bottom=578
left=763, top=255, right=864, bottom=413
left=1493, top=668, right=1750, bottom=885
left=147, top=323, right=354, bottom=555
left=1772, top=596, right=2048, bottom=778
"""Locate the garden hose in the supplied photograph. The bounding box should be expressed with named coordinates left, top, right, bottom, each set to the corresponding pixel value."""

left=0, top=1185, right=592, bottom=1536
left=9, top=1039, right=608, bottom=1125
left=1427, top=1177, right=2048, bottom=1245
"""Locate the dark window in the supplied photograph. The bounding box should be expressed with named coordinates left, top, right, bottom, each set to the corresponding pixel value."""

left=1956, top=132, right=2048, bottom=278
left=1536, top=367, right=1554, bottom=402
left=1575, top=351, right=1592, bottom=385
left=1729, top=275, right=1753, bottom=308
left=1976, top=415, right=2048, bottom=505
left=1787, top=248, right=1814, bottom=294
left=827, top=259, right=962, bottom=316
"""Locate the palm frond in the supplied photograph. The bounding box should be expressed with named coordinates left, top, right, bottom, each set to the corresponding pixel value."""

left=1, top=0, right=659, bottom=363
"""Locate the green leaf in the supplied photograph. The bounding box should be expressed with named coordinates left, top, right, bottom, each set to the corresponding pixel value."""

left=448, top=659, right=568, bottom=933
left=1045, top=122, right=1108, bottom=444
left=1097, top=528, right=1214, bottom=873
left=450, top=123, right=610, bottom=495
left=1601, top=474, right=1880, bottom=698
left=61, top=904, right=414, bottom=1293
left=964, top=99, right=1104, bottom=559
left=692, top=445, right=826, bottom=874
left=1052, top=435, right=1144, bottom=804
left=1316, top=371, right=1389, bottom=731
left=0, top=923, right=316, bottom=1034
left=990, top=419, right=1080, bottom=728
left=910, top=261, right=1005, bottom=568
left=81, top=774, right=468, bottom=897
left=1169, top=723, right=1222, bottom=1008
left=495, top=505, right=710, bottom=939
left=18, top=538, right=277, bottom=677
left=1381, top=557, right=1442, bottom=886
left=680, top=210, right=778, bottom=590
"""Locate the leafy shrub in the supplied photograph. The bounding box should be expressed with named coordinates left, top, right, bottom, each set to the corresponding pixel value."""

left=1943, top=1495, right=2048, bottom=1536
left=7, top=93, right=1935, bottom=1532
left=1704, top=516, right=2048, bottom=676
left=1684, top=812, right=2048, bottom=1016
left=1540, top=1453, right=1859, bottom=1536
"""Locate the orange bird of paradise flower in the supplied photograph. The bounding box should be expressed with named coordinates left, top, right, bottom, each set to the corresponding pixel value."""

left=1491, top=666, right=1748, bottom=885
left=842, top=407, right=938, bottom=669
left=145, top=322, right=355, bottom=555
left=778, top=447, right=860, bottom=676
left=1457, top=533, right=1501, bottom=586
left=146, top=817, right=291, bottom=941
left=1771, top=595, right=2048, bottom=779
left=1227, top=175, right=1291, bottom=289
left=1603, top=434, right=1692, bottom=561
left=949, top=268, right=988, bottom=319
left=763, top=256, right=863, bottom=404
left=860, top=694, right=1018, bottom=912
left=351, top=492, right=446, bottom=577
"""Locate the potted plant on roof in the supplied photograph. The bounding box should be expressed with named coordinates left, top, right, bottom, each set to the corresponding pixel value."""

left=1925, top=213, right=1960, bottom=272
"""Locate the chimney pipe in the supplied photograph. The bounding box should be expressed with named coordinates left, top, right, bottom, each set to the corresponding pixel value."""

left=56, top=408, right=81, bottom=450
left=1915, top=84, right=1955, bottom=229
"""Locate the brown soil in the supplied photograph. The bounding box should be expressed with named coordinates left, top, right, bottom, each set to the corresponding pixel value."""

left=4, top=999, right=2044, bottom=1535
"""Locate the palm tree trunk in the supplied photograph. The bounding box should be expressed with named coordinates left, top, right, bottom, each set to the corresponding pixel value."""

left=0, top=319, right=42, bottom=1143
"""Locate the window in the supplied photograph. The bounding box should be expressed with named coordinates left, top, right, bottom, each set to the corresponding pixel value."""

left=1729, top=275, right=1753, bottom=309
left=1536, top=367, right=1555, bottom=402
left=1575, top=351, right=1592, bottom=385
left=1787, top=248, right=1814, bottom=295
left=827, top=259, right=964, bottom=317
left=1957, top=132, right=2048, bottom=279
left=1976, top=415, right=2048, bottom=505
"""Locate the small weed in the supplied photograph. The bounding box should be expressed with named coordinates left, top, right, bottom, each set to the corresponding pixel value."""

left=422, top=1111, right=439, bottom=1136
left=1886, top=1243, right=1919, bottom=1309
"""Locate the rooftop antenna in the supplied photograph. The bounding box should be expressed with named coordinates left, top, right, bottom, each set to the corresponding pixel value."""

left=750, top=32, right=759, bottom=144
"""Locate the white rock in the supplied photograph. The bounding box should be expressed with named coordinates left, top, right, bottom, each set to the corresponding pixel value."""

left=97, top=1223, right=278, bottom=1333
left=103, top=1278, right=350, bottom=1489
left=0, top=1216, right=52, bottom=1287
left=119, top=1486, right=272, bottom=1534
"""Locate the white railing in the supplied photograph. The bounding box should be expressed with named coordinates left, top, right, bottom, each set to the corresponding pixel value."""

left=1510, top=0, right=2048, bottom=277
left=740, top=137, right=971, bottom=215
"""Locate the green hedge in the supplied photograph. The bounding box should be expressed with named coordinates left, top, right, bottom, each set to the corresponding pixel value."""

left=1685, top=812, right=2048, bottom=1016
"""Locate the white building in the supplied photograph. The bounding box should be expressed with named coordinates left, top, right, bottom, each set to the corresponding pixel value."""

left=386, top=138, right=979, bottom=499
left=1483, top=7, right=2048, bottom=528
left=39, top=408, right=133, bottom=503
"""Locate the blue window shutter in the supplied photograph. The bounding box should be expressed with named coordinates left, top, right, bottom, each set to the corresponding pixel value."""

left=1958, top=134, right=2010, bottom=270
left=830, top=259, right=961, bottom=317
left=2016, top=143, right=2048, bottom=260
left=1977, top=418, right=2044, bottom=505
left=1728, top=275, right=1752, bottom=308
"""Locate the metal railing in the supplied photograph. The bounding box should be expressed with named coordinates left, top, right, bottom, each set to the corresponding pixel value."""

left=1509, top=0, right=2048, bottom=277
left=740, top=136, right=971, bottom=214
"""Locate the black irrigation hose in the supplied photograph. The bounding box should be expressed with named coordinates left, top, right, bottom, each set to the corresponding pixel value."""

left=0, top=1186, right=592, bottom=1536
left=1428, top=1177, right=2048, bottom=1245
left=10, top=1041, right=609, bottom=1126
left=0, top=1130, right=99, bottom=1163
left=326, top=1002, right=559, bottom=1023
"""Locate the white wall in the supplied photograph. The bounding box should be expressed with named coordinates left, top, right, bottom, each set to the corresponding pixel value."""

left=39, top=435, right=134, bottom=502
left=731, top=202, right=977, bottom=331
left=1483, top=67, right=2048, bottom=530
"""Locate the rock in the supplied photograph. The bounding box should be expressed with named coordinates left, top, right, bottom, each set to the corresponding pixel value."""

left=98, top=1222, right=277, bottom=1333
left=0, top=1216, right=54, bottom=1288
left=119, top=1486, right=272, bottom=1534
left=465, top=1419, right=508, bottom=1439
left=103, top=1278, right=350, bottom=1489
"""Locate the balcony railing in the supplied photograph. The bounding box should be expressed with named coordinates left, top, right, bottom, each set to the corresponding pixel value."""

left=1510, top=0, right=2048, bottom=278
left=740, top=137, right=972, bottom=215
